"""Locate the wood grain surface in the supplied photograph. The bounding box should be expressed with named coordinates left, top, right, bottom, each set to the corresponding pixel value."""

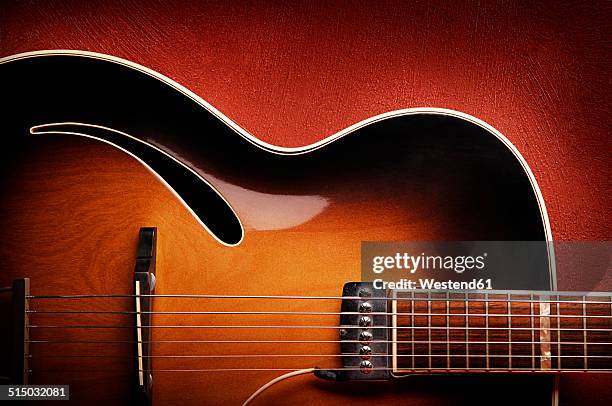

left=1, top=1, right=611, bottom=404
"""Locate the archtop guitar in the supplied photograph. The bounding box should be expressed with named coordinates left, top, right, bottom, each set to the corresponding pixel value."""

left=0, top=51, right=610, bottom=405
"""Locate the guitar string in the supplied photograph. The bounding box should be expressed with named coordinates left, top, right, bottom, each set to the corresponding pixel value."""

left=26, top=339, right=612, bottom=345
left=24, top=341, right=612, bottom=367
left=26, top=354, right=612, bottom=359
left=25, top=367, right=612, bottom=373
left=26, top=294, right=612, bottom=306
left=25, top=310, right=612, bottom=319
left=26, top=295, right=612, bottom=355
left=25, top=325, right=612, bottom=331
left=25, top=291, right=612, bottom=370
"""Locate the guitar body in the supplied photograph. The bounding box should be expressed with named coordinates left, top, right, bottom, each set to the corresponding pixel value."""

left=0, top=52, right=558, bottom=405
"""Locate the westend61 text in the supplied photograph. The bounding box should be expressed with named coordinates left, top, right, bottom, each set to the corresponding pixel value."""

left=373, top=278, right=493, bottom=290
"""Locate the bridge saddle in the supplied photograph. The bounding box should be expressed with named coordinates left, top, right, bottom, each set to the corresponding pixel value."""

left=133, top=227, right=157, bottom=405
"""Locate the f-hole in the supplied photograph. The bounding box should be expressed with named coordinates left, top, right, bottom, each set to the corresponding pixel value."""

left=30, top=123, right=244, bottom=246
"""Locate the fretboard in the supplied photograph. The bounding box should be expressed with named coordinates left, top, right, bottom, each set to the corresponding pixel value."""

left=391, top=290, right=612, bottom=374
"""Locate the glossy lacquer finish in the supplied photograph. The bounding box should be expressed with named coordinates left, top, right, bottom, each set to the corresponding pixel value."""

left=0, top=54, right=553, bottom=405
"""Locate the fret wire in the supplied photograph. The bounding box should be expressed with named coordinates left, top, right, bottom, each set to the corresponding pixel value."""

left=530, top=294, right=535, bottom=370
left=465, top=293, right=469, bottom=369
left=583, top=295, right=588, bottom=370
left=391, top=293, right=398, bottom=372
left=485, top=292, right=490, bottom=370
left=427, top=292, right=432, bottom=370
left=411, top=291, right=415, bottom=370
left=446, top=292, right=450, bottom=369
left=508, top=293, right=512, bottom=369
left=557, top=295, right=562, bottom=370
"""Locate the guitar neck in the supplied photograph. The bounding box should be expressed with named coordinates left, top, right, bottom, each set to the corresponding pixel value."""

left=391, top=290, right=612, bottom=374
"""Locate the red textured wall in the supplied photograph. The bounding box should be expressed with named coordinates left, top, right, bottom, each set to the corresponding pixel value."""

left=2, top=1, right=611, bottom=403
